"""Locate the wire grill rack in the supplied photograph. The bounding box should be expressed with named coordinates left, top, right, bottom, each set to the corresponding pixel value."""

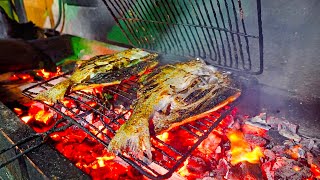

left=102, top=0, right=263, bottom=74
left=1, top=73, right=239, bottom=179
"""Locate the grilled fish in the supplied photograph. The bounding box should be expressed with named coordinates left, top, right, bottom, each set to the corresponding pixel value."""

left=108, top=60, right=241, bottom=162
left=34, top=48, right=158, bottom=103
left=72, top=60, right=158, bottom=91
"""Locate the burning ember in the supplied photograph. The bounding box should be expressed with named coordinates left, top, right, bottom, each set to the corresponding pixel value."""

left=227, top=130, right=264, bottom=165
left=6, top=68, right=320, bottom=180
left=8, top=67, right=62, bottom=82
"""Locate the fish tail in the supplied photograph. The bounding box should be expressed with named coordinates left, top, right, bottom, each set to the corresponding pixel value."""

left=34, top=79, right=72, bottom=103
left=108, top=120, right=152, bottom=164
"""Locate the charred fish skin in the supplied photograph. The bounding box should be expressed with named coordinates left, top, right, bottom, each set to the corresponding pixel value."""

left=71, top=55, right=159, bottom=91
left=34, top=48, right=158, bottom=103
left=108, top=60, right=241, bottom=163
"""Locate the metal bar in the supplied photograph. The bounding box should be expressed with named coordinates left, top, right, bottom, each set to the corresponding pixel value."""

left=160, top=1, right=185, bottom=55
left=63, top=95, right=116, bottom=134
left=196, top=120, right=210, bottom=129
left=166, top=105, right=237, bottom=177
left=151, top=145, right=176, bottom=162
left=163, top=0, right=192, bottom=56
left=257, top=0, right=264, bottom=75
left=216, top=0, right=233, bottom=67
left=0, top=134, right=42, bottom=155
left=166, top=0, right=196, bottom=57
left=0, top=119, right=71, bottom=169
left=120, top=0, right=152, bottom=50
left=18, top=68, right=242, bottom=179
left=186, top=124, right=205, bottom=134
left=0, top=141, right=44, bottom=169
left=181, top=0, right=206, bottom=58
left=231, top=0, right=244, bottom=69
left=139, top=0, right=172, bottom=53
left=180, top=126, right=200, bottom=138
left=103, top=0, right=263, bottom=74
left=152, top=138, right=183, bottom=156
left=117, top=154, right=162, bottom=177
left=194, top=0, right=217, bottom=60
left=149, top=1, right=181, bottom=54
left=101, top=0, right=138, bottom=46
left=113, top=17, right=260, bottom=39
left=238, top=0, right=252, bottom=70
left=109, top=0, right=142, bottom=45
left=201, top=0, right=221, bottom=62
left=189, top=0, right=212, bottom=59
left=126, top=0, right=165, bottom=51
left=209, top=0, right=227, bottom=66
left=175, top=0, right=202, bottom=57
left=224, top=0, right=239, bottom=68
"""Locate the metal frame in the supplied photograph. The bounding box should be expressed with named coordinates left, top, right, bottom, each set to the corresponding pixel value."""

left=0, top=72, right=240, bottom=179
left=102, top=0, right=263, bottom=74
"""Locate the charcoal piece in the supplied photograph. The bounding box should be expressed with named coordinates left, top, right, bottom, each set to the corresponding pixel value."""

left=264, top=149, right=276, bottom=161
left=261, top=161, right=274, bottom=180
left=245, top=112, right=271, bottom=130
left=187, top=155, right=209, bottom=173
left=271, top=145, right=286, bottom=156
left=278, top=128, right=301, bottom=142
left=228, top=162, right=263, bottom=180
left=212, top=158, right=229, bottom=178
left=274, top=158, right=311, bottom=179
left=244, top=133, right=268, bottom=147
left=267, top=129, right=288, bottom=145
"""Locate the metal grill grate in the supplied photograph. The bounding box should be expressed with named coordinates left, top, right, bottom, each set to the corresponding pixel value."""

left=102, top=0, right=263, bottom=74
left=0, top=72, right=239, bottom=179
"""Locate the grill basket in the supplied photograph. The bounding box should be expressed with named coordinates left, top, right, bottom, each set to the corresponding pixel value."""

left=103, top=0, right=263, bottom=74
left=1, top=73, right=240, bottom=179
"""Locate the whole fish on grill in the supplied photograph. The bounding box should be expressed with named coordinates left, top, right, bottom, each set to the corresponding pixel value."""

left=108, top=60, right=241, bottom=162
left=34, top=48, right=158, bottom=103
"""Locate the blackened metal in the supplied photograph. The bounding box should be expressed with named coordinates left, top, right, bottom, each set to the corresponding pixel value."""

left=216, top=0, right=233, bottom=67
left=16, top=147, right=30, bottom=179
left=0, top=119, right=72, bottom=169
left=0, top=101, right=89, bottom=179
left=102, top=0, right=263, bottom=74
left=256, top=0, right=264, bottom=75
left=238, top=0, right=252, bottom=70
left=101, top=0, right=140, bottom=46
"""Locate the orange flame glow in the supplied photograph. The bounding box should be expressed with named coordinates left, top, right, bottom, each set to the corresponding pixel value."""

left=36, top=67, right=62, bottom=80
left=13, top=108, right=23, bottom=116
left=34, top=110, right=53, bottom=125
left=285, top=145, right=301, bottom=159
left=311, top=164, right=320, bottom=178
left=198, top=133, right=221, bottom=155
left=96, top=155, right=116, bottom=167
left=177, top=159, right=190, bottom=177
left=227, top=130, right=264, bottom=165
left=156, top=132, right=169, bottom=142
left=293, top=165, right=301, bottom=172
left=21, top=115, right=33, bottom=123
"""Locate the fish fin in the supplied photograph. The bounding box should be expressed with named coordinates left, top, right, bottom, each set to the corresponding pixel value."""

left=156, top=91, right=241, bottom=134
left=34, top=79, right=72, bottom=103
left=108, top=121, right=152, bottom=164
